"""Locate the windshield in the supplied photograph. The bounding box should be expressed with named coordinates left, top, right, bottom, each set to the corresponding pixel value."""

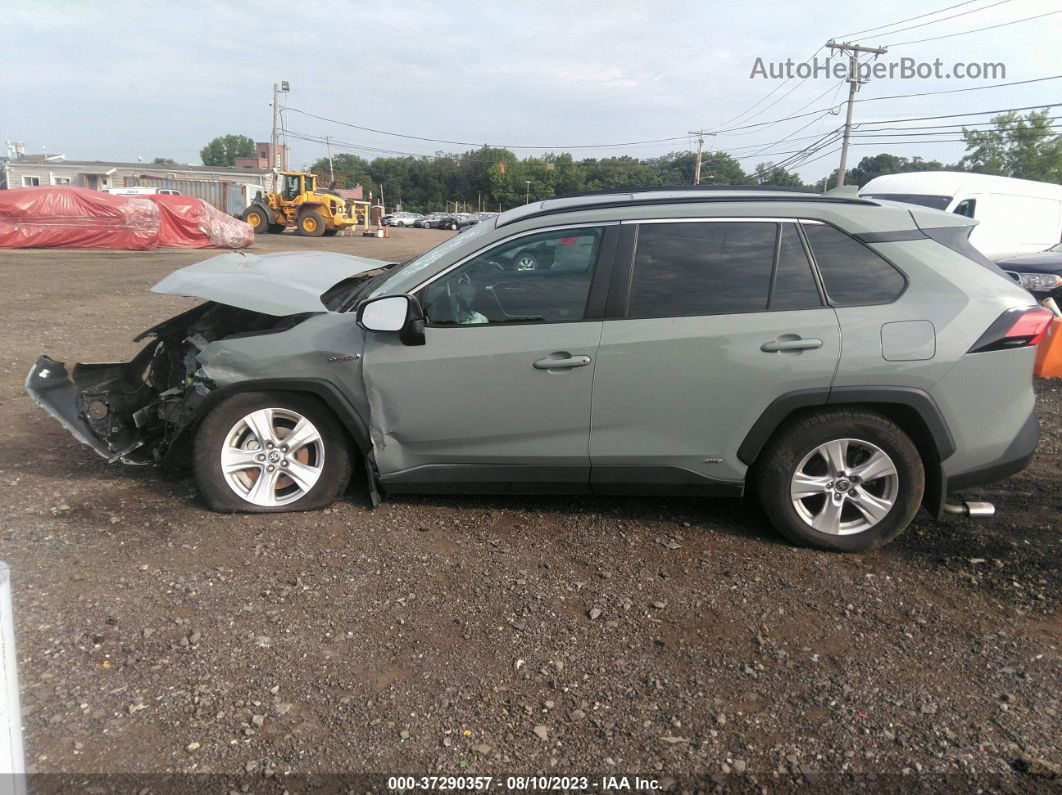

left=864, top=193, right=952, bottom=211
left=370, top=216, right=496, bottom=297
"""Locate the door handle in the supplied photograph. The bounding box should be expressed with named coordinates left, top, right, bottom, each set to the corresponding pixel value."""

left=761, top=337, right=823, bottom=353
left=532, top=354, right=592, bottom=370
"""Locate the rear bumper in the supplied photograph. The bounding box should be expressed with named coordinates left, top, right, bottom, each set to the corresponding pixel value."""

left=946, top=409, right=1039, bottom=493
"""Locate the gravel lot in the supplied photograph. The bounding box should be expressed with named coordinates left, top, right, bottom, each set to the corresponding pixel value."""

left=1, top=228, right=1059, bottom=790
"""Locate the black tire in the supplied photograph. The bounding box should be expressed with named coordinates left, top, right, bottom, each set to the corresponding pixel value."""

left=193, top=391, right=352, bottom=513
left=448, top=222, right=458, bottom=231
left=323, top=229, right=338, bottom=237
left=757, top=408, right=924, bottom=552
left=296, top=210, right=327, bottom=237
left=243, top=205, right=269, bottom=234
left=267, top=222, right=286, bottom=234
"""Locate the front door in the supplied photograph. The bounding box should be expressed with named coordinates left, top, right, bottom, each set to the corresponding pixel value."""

left=589, top=219, right=841, bottom=490
left=362, top=225, right=610, bottom=491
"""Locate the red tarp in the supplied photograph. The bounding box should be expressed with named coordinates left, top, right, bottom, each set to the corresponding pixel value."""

left=0, top=186, right=160, bottom=250
left=143, top=194, right=253, bottom=249
left=0, top=187, right=253, bottom=250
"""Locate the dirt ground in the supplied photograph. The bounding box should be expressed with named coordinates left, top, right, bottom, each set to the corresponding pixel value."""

left=1, top=228, right=1059, bottom=791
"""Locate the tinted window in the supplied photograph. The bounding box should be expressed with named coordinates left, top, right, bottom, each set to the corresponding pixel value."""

left=803, top=223, right=905, bottom=305
left=418, top=228, right=601, bottom=325
left=953, top=198, right=976, bottom=218
left=770, top=224, right=822, bottom=310
left=628, top=222, right=776, bottom=318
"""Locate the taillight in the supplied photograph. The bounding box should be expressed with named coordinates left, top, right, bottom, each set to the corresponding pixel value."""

left=968, top=307, right=1054, bottom=353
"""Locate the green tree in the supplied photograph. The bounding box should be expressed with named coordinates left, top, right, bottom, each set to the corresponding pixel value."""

left=152, top=157, right=177, bottom=165
left=310, top=153, right=373, bottom=190
left=822, top=153, right=953, bottom=189
left=199, top=134, right=256, bottom=167
left=752, top=161, right=805, bottom=188
left=961, top=110, right=1062, bottom=182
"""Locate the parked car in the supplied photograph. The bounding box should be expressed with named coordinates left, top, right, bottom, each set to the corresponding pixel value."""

left=455, top=213, right=489, bottom=230
left=860, top=172, right=1062, bottom=256
left=27, top=187, right=1049, bottom=552
left=414, top=213, right=450, bottom=229
left=996, top=243, right=1062, bottom=299
left=382, top=212, right=423, bottom=227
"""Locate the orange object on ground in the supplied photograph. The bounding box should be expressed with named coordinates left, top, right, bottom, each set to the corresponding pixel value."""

left=1034, top=317, right=1062, bottom=378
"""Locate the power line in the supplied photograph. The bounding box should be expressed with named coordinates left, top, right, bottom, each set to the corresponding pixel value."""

left=832, top=0, right=986, bottom=40
left=707, top=46, right=826, bottom=132
left=712, top=99, right=1062, bottom=136
left=857, top=0, right=1013, bottom=42
left=888, top=9, right=1062, bottom=46
left=853, top=74, right=1062, bottom=104
left=286, top=107, right=688, bottom=150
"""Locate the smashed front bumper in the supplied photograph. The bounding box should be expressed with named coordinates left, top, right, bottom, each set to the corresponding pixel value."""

left=26, top=353, right=152, bottom=465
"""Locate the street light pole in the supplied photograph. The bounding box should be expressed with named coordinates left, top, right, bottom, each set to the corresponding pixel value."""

left=525, top=180, right=531, bottom=205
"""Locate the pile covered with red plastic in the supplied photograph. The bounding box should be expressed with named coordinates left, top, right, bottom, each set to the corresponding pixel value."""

left=0, top=187, right=252, bottom=250
left=143, top=194, right=254, bottom=249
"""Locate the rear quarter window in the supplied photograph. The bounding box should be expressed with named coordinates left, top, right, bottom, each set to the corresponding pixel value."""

left=802, top=222, right=906, bottom=305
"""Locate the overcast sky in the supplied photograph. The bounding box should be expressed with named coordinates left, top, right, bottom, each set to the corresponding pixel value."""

left=3, top=0, right=1059, bottom=181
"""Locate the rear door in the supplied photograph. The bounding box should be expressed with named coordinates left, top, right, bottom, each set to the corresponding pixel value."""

left=589, top=219, right=841, bottom=491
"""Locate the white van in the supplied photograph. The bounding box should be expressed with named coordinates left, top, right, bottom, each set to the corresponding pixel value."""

left=104, top=187, right=181, bottom=197
left=860, top=171, right=1062, bottom=256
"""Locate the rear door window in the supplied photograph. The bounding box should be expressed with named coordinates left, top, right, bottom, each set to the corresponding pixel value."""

left=802, top=222, right=906, bottom=305
left=627, top=221, right=776, bottom=318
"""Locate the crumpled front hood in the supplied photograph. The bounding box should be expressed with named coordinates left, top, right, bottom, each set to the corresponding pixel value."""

left=151, top=250, right=389, bottom=315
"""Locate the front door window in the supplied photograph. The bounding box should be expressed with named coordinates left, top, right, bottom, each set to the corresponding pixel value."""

left=417, top=228, right=603, bottom=326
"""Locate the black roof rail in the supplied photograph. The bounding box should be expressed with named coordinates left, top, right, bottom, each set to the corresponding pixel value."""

left=555, top=183, right=821, bottom=199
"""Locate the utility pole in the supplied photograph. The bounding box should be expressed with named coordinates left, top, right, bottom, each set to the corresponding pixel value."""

left=325, top=136, right=334, bottom=184
left=271, top=81, right=290, bottom=177
left=525, top=180, right=531, bottom=205
left=688, top=130, right=717, bottom=185
left=826, top=40, right=886, bottom=187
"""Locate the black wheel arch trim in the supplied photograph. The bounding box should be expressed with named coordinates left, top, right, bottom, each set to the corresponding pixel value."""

left=737, top=386, right=957, bottom=466
left=160, top=378, right=370, bottom=467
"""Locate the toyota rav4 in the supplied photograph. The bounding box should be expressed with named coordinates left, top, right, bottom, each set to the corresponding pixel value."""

left=26, top=187, right=1048, bottom=552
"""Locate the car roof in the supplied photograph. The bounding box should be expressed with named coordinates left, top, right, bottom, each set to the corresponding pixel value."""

left=496, top=185, right=878, bottom=228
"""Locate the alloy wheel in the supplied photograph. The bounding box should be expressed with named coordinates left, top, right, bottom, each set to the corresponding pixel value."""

left=220, top=408, right=325, bottom=507
left=790, top=437, right=899, bottom=535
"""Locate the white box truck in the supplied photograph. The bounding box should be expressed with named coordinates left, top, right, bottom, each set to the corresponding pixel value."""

left=860, top=171, right=1062, bottom=256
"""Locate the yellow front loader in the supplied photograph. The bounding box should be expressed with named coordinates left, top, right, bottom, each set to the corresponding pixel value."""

left=242, top=172, right=368, bottom=236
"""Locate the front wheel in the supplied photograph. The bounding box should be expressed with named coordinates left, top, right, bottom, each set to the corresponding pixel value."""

left=296, top=210, right=326, bottom=237
left=193, top=392, right=352, bottom=513
left=243, top=206, right=269, bottom=233
left=757, top=409, right=923, bottom=552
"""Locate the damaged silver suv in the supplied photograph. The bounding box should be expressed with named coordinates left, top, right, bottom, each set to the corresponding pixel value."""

left=27, top=187, right=1048, bottom=551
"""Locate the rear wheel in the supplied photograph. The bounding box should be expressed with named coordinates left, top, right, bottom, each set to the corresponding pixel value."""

left=296, top=210, right=326, bottom=237
left=194, top=392, right=351, bottom=513
left=243, top=206, right=269, bottom=234
left=757, top=409, right=923, bottom=552
left=323, top=229, right=338, bottom=237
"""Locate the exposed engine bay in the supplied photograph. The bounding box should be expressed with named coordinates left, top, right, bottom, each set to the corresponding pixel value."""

left=27, top=303, right=312, bottom=465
